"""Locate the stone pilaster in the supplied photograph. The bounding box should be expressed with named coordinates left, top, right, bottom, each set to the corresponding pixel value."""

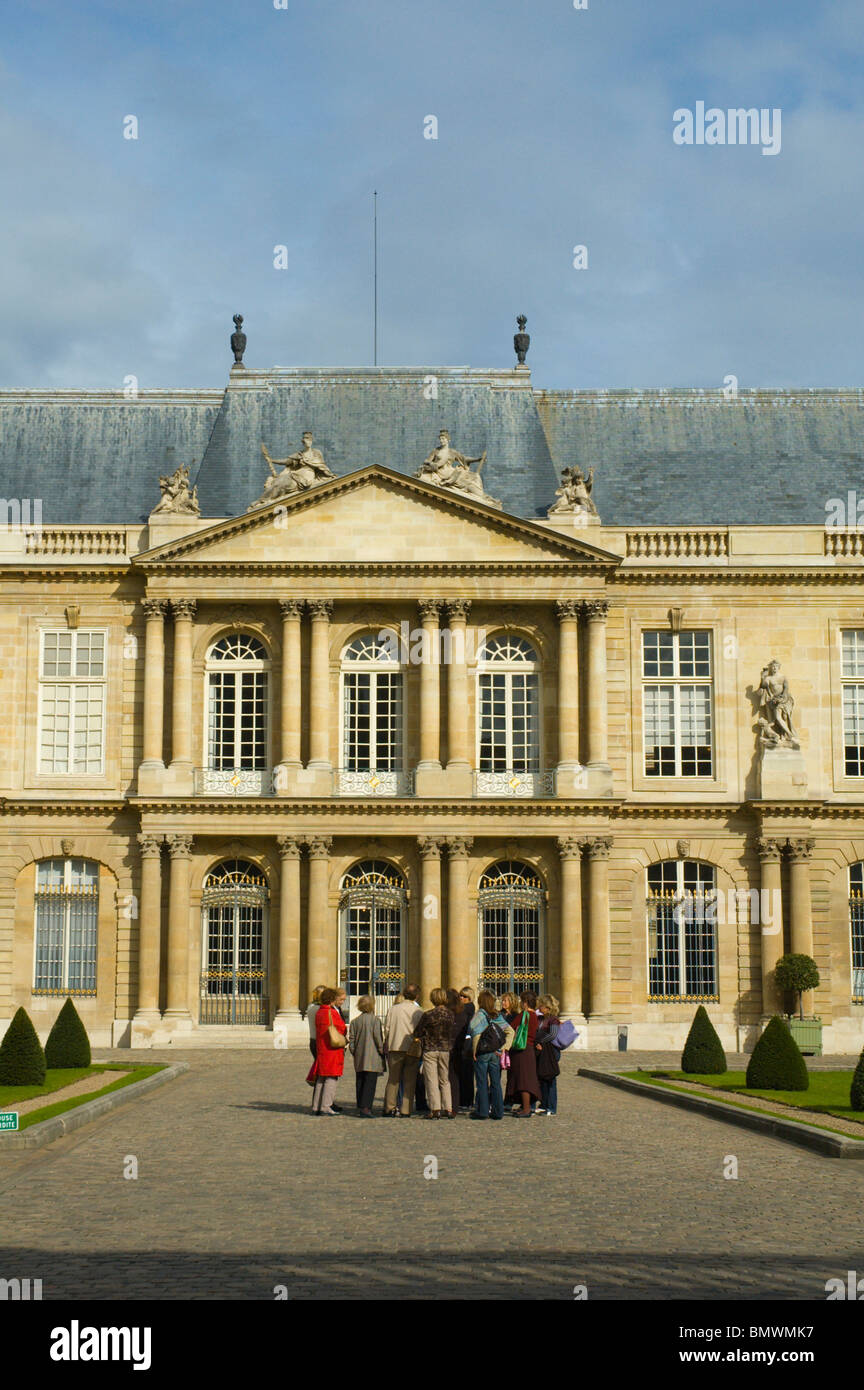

left=139, top=599, right=167, bottom=793
left=555, top=600, right=584, bottom=796
left=305, top=835, right=334, bottom=994
left=277, top=600, right=303, bottom=788
left=787, top=836, right=816, bottom=1015
left=306, top=600, right=333, bottom=794
left=167, top=599, right=196, bottom=795
left=414, top=600, right=445, bottom=796
left=274, top=836, right=303, bottom=1042
left=445, top=835, right=473, bottom=987
left=557, top=835, right=587, bottom=1021
left=585, top=835, right=613, bottom=1025
left=163, top=834, right=193, bottom=1028
left=443, top=599, right=473, bottom=796
left=417, top=835, right=444, bottom=1006
left=582, top=599, right=613, bottom=796
left=131, top=834, right=164, bottom=1045
left=757, top=837, right=785, bottom=1016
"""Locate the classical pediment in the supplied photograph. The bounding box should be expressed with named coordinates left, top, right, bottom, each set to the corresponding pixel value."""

left=135, top=465, right=620, bottom=568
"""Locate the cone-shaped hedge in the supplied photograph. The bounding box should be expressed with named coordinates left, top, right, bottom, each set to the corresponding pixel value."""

left=851, top=1045, right=864, bottom=1112
left=746, top=1015, right=809, bottom=1091
left=681, top=1005, right=727, bottom=1074
left=0, top=1007, right=46, bottom=1086
left=45, top=998, right=91, bottom=1069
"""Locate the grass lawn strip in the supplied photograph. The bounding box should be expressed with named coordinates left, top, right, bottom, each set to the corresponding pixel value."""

left=648, top=1068, right=864, bottom=1125
left=0, top=1064, right=130, bottom=1108
left=6, top=1066, right=165, bottom=1131
left=624, top=1072, right=864, bottom=1142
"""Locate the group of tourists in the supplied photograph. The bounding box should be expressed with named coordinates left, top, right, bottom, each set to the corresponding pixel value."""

left=304, top=983, right=577, bottom=1119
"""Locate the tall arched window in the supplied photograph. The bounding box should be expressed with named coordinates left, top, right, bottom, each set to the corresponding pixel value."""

left=647, top=859, right=718, bottom=1001
left=478, top=860, right=545, bottom=997
left=476, top=634, right=544, bottom=795
left=200, top=859, right=269, bottom=1024
left=34, top=857, right=99, bottom=995
left=850, top=863, right=864, bottom=1002
left=204, top=633, right=270, bottom=794
left=339, top=632, right=405, bottom=794
left=339, top=861, right=406, bottom=1015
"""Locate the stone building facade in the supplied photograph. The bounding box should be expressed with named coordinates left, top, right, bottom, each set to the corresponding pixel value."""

left=1, top=362, right=863, bottom=1051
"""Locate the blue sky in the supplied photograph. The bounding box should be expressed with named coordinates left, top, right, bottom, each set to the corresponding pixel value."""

left=1, top=0, right=862, bottom=388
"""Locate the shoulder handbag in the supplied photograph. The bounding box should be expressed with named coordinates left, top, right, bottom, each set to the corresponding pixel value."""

left=407, top=1035, right=423, bottom=1059
left=511, top=1010, right=530, bottom=1052
left=325, top=1008, right=347, bottom=1049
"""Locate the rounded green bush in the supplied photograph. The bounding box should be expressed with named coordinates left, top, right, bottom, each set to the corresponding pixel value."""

left=0, top=1007, right=47, bottom=1086
left=45, top=998, right=91, bottom=1069
left=746, top=1015, right=809, bottom=1091
left=681, top=1004, right=727, bottom=1074
left=850, top=1045, right=864, bottom=1112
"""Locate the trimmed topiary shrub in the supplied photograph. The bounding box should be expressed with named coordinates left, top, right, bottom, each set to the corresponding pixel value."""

left=681, top=1004, right=727, bottom=1074
left=774, top=953, right=820, bottom=1020
left=851, top=1045, right=864, bottom=1112
left=0, top=1007, right=47, bottom=1086
left=746, top=1015, right=809, bottom=1091
left=45, top=998, right=91, bottom=1069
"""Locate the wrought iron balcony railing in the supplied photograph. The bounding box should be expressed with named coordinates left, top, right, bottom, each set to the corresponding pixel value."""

left=334, top=768, right=415, bottom=796
left=194, top=767, right=272, bottom=796
left=473, top=768, right=556, bottom=798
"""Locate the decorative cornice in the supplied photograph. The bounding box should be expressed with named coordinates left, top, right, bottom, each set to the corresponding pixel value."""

left=1, top=800, right=128, bottom=818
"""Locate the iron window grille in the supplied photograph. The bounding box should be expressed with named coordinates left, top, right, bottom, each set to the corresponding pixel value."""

left=339, top=860, right=406, bottom=1018
left=33, top=857, right=98, bottom=995
left=850, top=864, right=864, bottom=1002
left=477, top=860, right=545, bottom=997
left=647, top=859, right=718, bottom=1001
left=200, top=859, right=270, bottom=1025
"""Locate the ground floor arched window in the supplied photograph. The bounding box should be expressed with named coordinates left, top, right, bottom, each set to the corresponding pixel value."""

left=647, top=859, right=717, bottom=1001
left=339, top=861, right=406, bottom=1016
left=850, top=863, right=864, bottom=1003
left=200, top=859, right=269, bottom=1024
left=477, top=860, right=545, bottom=997
left=34, top=857, right=99, bottom=995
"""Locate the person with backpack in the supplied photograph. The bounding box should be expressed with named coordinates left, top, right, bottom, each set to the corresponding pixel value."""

left=505, top=989, right=541, bottom=1117
left=535, top=993, right=562, bottom=1115
left=469, top=990, right=515, bottom=1120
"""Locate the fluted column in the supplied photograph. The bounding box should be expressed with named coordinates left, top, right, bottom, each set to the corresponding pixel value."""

left=133, top=833, right=163, bottom=1021
left=555, top=600, right=582, bottom=795
left=278, top=600, right=303, bottom=777
left=582, top=599, right=612, bottom=795
left=444, top=599, right=471, bottom=776
left=305, top=835, right=334, bottom=993
left=276, top=836, right=302, bottom=1018
left=141, top=600, right=167, bottom=768
left=417, top=600, right=443, bottom=771
left=558, top=835, right=586, bottom=1020
left=788, top=836, right=816, bottom=1015
left=164, top=834, right=193, bottom=1021
left=418, top=835, right=444, bottom=1005
left=445, top=835, right=473, bottom=988
left=307, top=600, right=333, bottom=772
left=169, top=599, right=197, bottom=769
left=757, top=837, right=785, bottom=1016
left=585, top=835, right=613, bottom=1019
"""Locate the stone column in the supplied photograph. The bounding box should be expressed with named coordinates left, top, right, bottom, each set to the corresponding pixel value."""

left=277, top=600, right=303, bottom=784
left=275, top=836, right=302, bottom=1022
left=557, top=835, right=586, bottom=1020
left=555, top=600, right=582, bottom=795
left=444, top=599, right=472, bottom=796
left=141, top=600, right=167, bottom=771
left=169, top=599, right=197, bottom=771
left=582, top=600, right=612, bottom=796
left=418, top=835, right=444, bottom=1005
left=788, top=836, right=816, bottom=1014
left=163, top=834, right=193, bottom=1024
left=417, top=600, right=443, bottom=771
left=307, top=601, right=333, bottom=782
left=757, top=837, right=785, bottom=1016
left=585, top=835, right=613, bottom=1020
left=133, top=834, right=163, bottom=1028
left=305, top=835, right=334, bottom=994
left=445, top=835, right=473, bottom=988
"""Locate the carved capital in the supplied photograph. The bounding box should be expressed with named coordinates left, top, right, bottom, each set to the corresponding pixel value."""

left=277, top=834, right=303, bottom=860
left=305, top=835, right=333, bottom=859
left=756, top=836, right=784, bottom=863
left=307, top=599, right=334, bottom=621
left=142, top=598, right=168, bottom=622
left=165, top=834, right=193, bottom=859
left=170, top=599, right=197, bottom=622
left=555, top=599, right=582, bottom=623
left=445, top=835, right=473, bottom=859
left=557, top=835, right=584, bottom=860
left=279, top=599, right=304, bottom=621
left=137, top=833, right=164, bottom=858
left=584, top=835, right=612, bottom=860
left=786, top=836, right=815, bottom=862
left=417, top=599, right=443, bottom=623
left=581, top=600, right=610, bottom=623
left=444, top=598, right=472, bottom=624
left=417, top=835, right=445, bottom=860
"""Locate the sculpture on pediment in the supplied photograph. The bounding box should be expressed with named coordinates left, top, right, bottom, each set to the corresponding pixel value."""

left=247, top=431, right=335, bottom=510
left=415, top=430, right=501, bottom=508
left=757, top=659, right=799, bottom=749
left=150, top=463, right=200, bottom=517
left=548, top=465, right=599, bottom=519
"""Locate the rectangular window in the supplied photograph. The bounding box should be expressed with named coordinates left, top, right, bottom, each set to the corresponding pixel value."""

left=851, top=864, right=864, bottom=1002
left=39, top=630, right=106, bottom=774
left=33, top=858, right=98, bottom=995
left=642, top=631, right=713, bottom=777
left=842, top=631, right=864, bottom=776
left=342, top=671, right=402, bottom=771
left=647, top=860, right=717, bottom=1001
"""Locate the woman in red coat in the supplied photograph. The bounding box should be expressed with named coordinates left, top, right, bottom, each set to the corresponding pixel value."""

left=309, top=988, right=347, bottom=1115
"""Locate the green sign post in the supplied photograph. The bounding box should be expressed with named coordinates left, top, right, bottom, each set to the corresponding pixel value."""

left=0, top=1113, right=19, bottom=1131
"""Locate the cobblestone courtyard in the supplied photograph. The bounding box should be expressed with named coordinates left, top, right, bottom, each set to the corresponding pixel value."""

left=1, top=1050, right=862, bottom=1300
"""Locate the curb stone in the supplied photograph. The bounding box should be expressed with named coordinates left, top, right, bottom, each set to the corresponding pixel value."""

left=578, top=1067, right=864, bottom=1159
left=0, top=1063, right=190, bottom=1151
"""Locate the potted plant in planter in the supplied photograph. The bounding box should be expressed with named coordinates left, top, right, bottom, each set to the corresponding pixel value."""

left=773, top=953, right=822, bottom=1055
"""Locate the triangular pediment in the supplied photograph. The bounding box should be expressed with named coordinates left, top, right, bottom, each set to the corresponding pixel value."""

left=135, top=464, right=620, bottom=567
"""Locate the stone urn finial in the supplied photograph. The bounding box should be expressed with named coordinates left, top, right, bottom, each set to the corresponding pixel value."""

left=231, top=313, right=246, bottom=367
left=514, top=314, right=530, bottom=365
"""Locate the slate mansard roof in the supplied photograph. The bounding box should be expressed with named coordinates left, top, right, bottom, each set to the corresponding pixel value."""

left=1, top=365, right=862, bottom=526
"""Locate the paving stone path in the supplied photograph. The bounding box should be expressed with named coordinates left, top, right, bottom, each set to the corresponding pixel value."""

left=0, top=1049, right=862, bottom=1300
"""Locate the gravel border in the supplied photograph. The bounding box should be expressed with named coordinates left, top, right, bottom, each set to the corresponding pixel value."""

left=579, top=1067, right=864, bottom=1159
left=0, top=1063, right=189, bottom=1151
